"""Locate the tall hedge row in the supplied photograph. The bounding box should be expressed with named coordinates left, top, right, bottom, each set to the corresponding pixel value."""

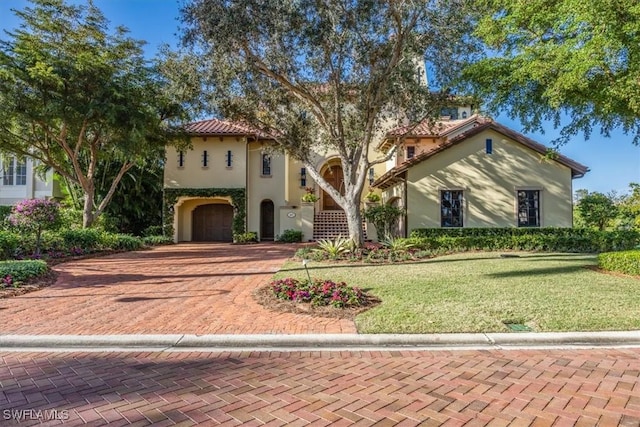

left=408, top=228, right=639, bottom=253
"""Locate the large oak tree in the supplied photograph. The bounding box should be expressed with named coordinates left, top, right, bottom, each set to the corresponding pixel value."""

left=0, top=0, right=189, bottom=227
left=180, top=0, right=477, bottom=245
left=461, top=0, right=640, bottom=145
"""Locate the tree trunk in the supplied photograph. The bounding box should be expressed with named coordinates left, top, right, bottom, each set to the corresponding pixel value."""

left=344, top=197, right=364, bottom=247
left=83, top=191, right=95, bottom=228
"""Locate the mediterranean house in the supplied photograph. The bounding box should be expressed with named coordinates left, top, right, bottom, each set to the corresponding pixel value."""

left=0, top=156, right=61, bottom=206
left=163, top=108, right=589, bottom=243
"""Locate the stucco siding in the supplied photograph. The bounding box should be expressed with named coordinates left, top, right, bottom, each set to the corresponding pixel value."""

left=164, top=137, right=247, bottom=189
left=406, top=129, right=574, bottom=232
left=246, top=142, right=287, bottom=239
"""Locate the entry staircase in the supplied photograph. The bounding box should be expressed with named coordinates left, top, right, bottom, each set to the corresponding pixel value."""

left=312, top=210, right=368, bottom=241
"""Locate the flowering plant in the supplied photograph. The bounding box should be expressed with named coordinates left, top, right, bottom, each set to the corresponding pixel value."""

left=269, top=277, right=366, bottom=308
left=301, top=187, right=319, bottom=203
left=1, top=274, right=13, bottom=288
left=9, top=198, right=61, bottom=255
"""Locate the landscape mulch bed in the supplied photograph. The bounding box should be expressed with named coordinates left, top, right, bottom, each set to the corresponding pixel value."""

left=253, top=285, right=380, bottom=320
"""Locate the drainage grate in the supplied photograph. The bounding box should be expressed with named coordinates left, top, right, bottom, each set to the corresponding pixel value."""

left=504, top=323, right=532, bottom=332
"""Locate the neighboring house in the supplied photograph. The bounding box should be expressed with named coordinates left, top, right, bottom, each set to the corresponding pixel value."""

left=163, top=110, right=588, bottom=242
left=0, top=156, right=61, bottom=206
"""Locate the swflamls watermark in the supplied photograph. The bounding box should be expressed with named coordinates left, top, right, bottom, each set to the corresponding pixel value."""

left=3, top=409, right=69, bottom=422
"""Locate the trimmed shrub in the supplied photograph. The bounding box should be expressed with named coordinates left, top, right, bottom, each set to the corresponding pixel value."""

left=233, top=231, right=258, bottom=243
left=598, top=250, right=640, bottom=276
left=409, top=228, right=640, bottom=253
left=0, top=260, right=48, bottom=286
left=100, top=233, right=144, bottom=251
left=0, top=231, right=20, bottom=260
left=60, top=228, right=104, bottom=252
left=142, top=225, right=163, bottom=237
left=142, top=235, right=174, bottom=246
left=277, top=229, right=303, bottom=243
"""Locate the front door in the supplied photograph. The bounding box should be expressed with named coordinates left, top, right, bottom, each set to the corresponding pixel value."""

left=322, top=165, right=344, bottom=210
left=192, top=204, right=234, bottom=241
left=260, top=200, right=275, bottom=240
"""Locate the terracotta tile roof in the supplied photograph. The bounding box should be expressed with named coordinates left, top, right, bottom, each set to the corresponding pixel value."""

left=373, top=121, right=589, bottom=189
left=184, top=119, right=264, bottom=137
left=386, top=114, right=487, bottom=138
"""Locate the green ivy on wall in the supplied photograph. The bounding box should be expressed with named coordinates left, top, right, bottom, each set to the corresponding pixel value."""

left=163, top=188, right=247, bottom=238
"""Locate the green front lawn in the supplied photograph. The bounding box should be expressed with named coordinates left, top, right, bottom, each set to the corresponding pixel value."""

left=274, top=252, right=640, bottom=333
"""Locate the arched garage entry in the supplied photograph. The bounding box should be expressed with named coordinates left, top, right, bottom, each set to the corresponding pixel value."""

left=192, top=203, right=234, bottom=241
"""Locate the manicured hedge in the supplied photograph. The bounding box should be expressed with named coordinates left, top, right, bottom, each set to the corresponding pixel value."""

left=408, top=228, right=640, bottom=253
left=598, top=250, right=640, bottom=276
left=0, top=260, right=49, bottom=284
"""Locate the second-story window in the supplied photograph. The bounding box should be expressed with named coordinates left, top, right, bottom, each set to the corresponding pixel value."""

left=226, top=150, right=233, bottom=167
left=178, top=151, right=184, bottom=167
left=202, top=150, right=209, bottom=167
left=262, top=153, right=271, bottom=176
left=406, top=146, right=416, bottom=159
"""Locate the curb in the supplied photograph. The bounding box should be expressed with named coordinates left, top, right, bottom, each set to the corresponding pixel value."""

left=2, top=331, right=640, bottom=351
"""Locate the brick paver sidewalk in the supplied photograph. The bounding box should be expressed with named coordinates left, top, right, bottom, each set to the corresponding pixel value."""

left=2, top=348, right=640, bottom=426
left=0, top=243, right=356, bottom=335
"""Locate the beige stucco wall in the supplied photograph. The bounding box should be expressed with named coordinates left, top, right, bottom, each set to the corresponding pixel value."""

left=406, top=129, right=575, bottom=231
left=246, top=141, right=287, bottom=238
left=164, top=137, right=247, bottom=189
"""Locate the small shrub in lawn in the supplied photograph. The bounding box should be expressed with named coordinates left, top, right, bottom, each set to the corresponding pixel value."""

left=276, top=229, right=303, bottom=243
left=269, top=277, right=367, bottom=308
left=142, top=235, right=174, bottom=246
left=598, top=250, right=640, bottom=276
left=313, top=237, right=354, bottom=259
left=0, top=260, right=48, bottom=287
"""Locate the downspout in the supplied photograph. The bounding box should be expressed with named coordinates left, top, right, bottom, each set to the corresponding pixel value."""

left=245, top=136, right=250, bottom=235
left=403, top=174, right=408, bottom=238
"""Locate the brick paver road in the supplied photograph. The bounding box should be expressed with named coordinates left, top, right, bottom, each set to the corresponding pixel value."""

left=2, top=348, right=640, bottom=426
left=0, top=243, right=356, bottom=335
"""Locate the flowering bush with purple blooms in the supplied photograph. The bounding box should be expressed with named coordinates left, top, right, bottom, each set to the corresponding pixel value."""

left=269, top=277, right=366, bottom=308
left=9, top=199, right=61, bottom=255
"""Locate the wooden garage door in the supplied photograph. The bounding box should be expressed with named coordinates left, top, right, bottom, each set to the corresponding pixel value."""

left=192, top=204, right=234, bottom=241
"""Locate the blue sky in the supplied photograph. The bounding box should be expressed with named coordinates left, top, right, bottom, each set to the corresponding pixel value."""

left=1, top=0, right=638, bottom=195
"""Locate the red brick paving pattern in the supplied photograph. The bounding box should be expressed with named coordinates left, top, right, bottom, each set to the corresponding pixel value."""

left=0, top=243, right=356, bottom=335
left=1, top=348, right=640, bottom=426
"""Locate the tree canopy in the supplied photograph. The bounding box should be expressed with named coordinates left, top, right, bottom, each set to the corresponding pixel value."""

left=0, top=0, right=189, bottom=227
left=461, top=0, right=640, bottom=145
left=180, top=0, right=477, bottom=245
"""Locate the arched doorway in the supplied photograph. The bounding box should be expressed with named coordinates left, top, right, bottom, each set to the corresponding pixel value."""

left=260, top=200, right=275, bottom=241
left=322, top=164, right=344, bottom=210
left=192, top=203, right=234, bottom=241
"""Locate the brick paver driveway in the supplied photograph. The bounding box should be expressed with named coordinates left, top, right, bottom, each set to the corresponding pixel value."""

left=2, top=348, right=640, bottom=426
left=0, top=243, right=356, bottom=335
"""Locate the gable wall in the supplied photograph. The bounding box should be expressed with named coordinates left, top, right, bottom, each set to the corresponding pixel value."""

left=406, top=129, right=574, bottom=231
